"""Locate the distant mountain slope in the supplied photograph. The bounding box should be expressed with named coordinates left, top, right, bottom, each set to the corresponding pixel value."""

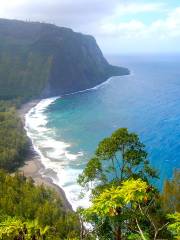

left=0, top=19, right=129, bottom=100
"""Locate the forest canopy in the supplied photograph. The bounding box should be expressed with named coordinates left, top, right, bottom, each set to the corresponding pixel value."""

left=0, top=170, right=80, bottom=239
left=0, top=101, right=28, bottom=171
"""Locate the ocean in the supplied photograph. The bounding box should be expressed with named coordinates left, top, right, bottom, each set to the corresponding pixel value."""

left=25, top=54, right=180, bottom=210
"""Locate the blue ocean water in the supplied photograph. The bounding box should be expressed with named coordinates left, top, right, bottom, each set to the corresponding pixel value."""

left=26, top=54, right=180, bottom=209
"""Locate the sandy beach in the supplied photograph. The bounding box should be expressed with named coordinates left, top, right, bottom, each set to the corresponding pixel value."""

left=18, top=99, right=73, bottom=211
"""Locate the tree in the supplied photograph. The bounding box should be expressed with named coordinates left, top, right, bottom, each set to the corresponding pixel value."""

left=82, top=179, right=149, bottom=240
left=78, top=128, right=157, bottom=192
left=81, top=179, right=171, bottom=240
left=0, top=170, right=80, bottom=239
left=0, top=102, right=28, bottom=171
left=78, top=128, right=159, bottom=240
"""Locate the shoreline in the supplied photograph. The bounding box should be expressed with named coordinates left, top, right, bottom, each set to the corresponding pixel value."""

left=18, top=99, right=73, bottom=211
left=17, top=75, right=130, bottom=212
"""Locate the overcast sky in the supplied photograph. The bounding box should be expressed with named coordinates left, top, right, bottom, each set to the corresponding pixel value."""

left=0, top=0, right=180, bottom=54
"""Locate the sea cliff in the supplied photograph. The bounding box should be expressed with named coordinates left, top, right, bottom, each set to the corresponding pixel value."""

left=0, top=18, right=129, bottom=100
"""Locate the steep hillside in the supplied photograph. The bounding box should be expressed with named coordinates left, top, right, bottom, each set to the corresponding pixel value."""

left=0, top=19, right=129, bottom=100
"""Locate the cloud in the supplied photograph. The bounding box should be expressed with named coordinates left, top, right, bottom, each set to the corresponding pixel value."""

left=98, top=6, right=180, bottom=40
left=100, top=20, right=145, bottom=38
left=0, top=0, right=179, bottom=53
left=114, top=2, right=164, bottom=15
left=0, top=1, right=165, bottom=29
left=0, top=0, right=118, bottom=28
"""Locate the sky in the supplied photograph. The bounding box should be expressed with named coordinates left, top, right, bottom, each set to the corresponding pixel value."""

left=0, top=0, right=180, bottom=54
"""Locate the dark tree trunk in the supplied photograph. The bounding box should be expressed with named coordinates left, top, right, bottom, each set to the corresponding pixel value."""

left=115, top=226, right=121, bottom=240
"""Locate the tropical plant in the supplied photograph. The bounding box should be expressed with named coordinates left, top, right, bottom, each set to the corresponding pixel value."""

left=167, top=212, right=180, bottom=239
left=0, top=217, right=50, bottom=240
left=81, top=178, right=172, bottom=240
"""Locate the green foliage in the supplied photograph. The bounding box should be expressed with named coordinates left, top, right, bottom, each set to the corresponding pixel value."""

left=0, top=170, right=80, bottom=239
left=83, top=179, right=149, bottom=218
left=127, top=233, right=150, bottom=240
left=167, top=212, right=180, bottom=239
left=78, top=128, right=158, bottom=192
left=0, top=217, right=51, bottom=240
left=81, top=179, right=156, bottom=239
left=78, top=129, right=176, bottom=240
left=81, top=178, right=171, bottom=239
left=0, top=217, right=23, bottom=239
left=0, top=47, right=52, bottom=101
left=0, top=102, right=28, bottom=170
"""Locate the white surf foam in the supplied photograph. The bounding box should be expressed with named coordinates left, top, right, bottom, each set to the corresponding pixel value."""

left=25, top=96, right=90, bottom=210
left=64, top=74, right=132, bottom=97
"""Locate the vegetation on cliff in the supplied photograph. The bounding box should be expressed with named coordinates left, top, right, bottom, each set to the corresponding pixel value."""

left=0, top=101, right=28, bottom=170
left=0, top=18, right=129, bottom=101
left=0, top=102, right=81, bottom=239
left=0, top=170, right=80, bottom=239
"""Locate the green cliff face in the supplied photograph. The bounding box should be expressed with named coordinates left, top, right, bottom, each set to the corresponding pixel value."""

left=0, top=19, right=129, bottom=100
